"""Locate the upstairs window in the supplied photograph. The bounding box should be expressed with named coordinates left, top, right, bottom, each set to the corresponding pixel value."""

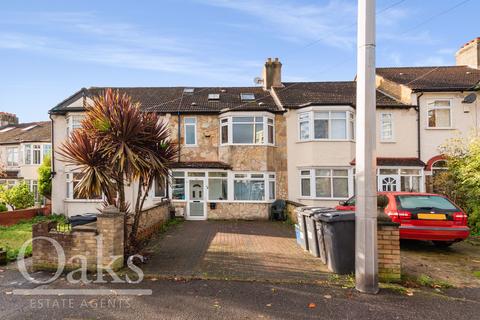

left=220, top=116, right=274, bottom=146
left=184, top=117, right=197, bottom=146
left=298, top=110, right=354, bottom=141
left=6, top=147, right=18, bottom=166
left=380, top=113, right=394, bottom=141
left=427, top=100, right=452, bottom=128
left=66, top=115, right=84, bottom=136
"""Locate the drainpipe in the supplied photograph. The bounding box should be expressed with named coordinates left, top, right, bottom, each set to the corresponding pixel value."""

left=416, top=92, right=424, bottom=160
left=49, top=113, right=56, bottom=177
left=177, top=111, right=181, bottom=163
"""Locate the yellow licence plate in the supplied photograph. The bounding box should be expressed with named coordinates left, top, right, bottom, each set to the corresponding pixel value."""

left=417, top=213, right=446, bottom=220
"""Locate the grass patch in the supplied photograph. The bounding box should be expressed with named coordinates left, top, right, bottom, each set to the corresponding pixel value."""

left=0, top=215, right=66, bottom=262
left=473, top=271, right=480, bottom=279
left=402, top=273, right=453, bottom=289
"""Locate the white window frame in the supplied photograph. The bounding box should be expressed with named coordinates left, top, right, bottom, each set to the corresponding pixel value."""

left=170, top=169, right=276, bottom=203
left=151, top=176, right=167, bottom=199
left=207, top=171, right=228, bottom=201
left=6, top=146, right=19, bottom=167
left=184, top=117, right=197, bottom=146
left=299, top=168, right=353, bottom=200
left=65, top=171, right=103, bottom=202
left=297, top=107, right=355, bottom=142
left=219, top=113, right=275, bottom=146
left=66, top=114, right=85, bottom=136
left=380, top=112, right=394, bottom=142
left=426, top=99, right=453, bottom=129
left=23, top=143, right=51, bottom=165
left=376, top=167, right=425, bottom=192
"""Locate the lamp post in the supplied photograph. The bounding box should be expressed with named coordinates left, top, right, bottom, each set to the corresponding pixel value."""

left=355, top=0, right=379, bottom=294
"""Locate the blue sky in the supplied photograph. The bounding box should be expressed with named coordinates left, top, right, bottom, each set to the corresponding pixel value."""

left=0, top=0, right=478, bottom=122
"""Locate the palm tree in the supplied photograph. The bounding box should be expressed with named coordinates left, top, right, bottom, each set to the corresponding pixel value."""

left=59, top=88, right=177, bottom=252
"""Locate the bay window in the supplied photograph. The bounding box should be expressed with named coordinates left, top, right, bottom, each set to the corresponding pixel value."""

left=300, top=168, right=352, bottom=199
left=66, top=172, right=102, bottom=200
left=220, top=115, right=275, bottom=145
left=298, top=110, right=354, bottom=141
left=427, top=100, right=452, bottom=128
left=234, top=173, right=265, bottom=201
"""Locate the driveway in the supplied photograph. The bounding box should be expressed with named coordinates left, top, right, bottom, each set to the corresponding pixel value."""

left=143, top=221, right=331, bottom=283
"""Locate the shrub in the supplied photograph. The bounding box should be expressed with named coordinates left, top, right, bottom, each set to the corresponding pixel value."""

left=0, top=202, right=7, bottom=212
left=0, top=182, right=35, bottom=210
left=38, top=155, right=52, bottom=199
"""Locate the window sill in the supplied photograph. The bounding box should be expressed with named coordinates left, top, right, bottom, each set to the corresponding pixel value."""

left=183, top=144, right=198, bottom=148
left=64, top=199, right=104, bottom=203
left=380, top=140, right=396, bottom=144
left=220, top=143, right=275, bottom=147
left=424, top=127, right=455, bottom=130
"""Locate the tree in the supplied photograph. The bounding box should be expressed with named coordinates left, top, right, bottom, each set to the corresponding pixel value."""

left=59, top=89, right=177, bottom=252
left=0, top=182, right=35, bottom=210
left=439, top=136, right=480, bottom=234
left=38, top=155, right=52, bottom=199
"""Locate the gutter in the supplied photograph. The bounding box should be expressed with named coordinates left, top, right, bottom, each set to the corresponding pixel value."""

left=416, top=92, right=424, bottom=160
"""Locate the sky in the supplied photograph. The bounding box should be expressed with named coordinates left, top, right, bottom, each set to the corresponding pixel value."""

left=0, top=0, right=478, bottom=123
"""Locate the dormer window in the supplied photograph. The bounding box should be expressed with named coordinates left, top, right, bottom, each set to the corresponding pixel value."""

left=183, top=88, right=194, bottom=94
left=208, top=93, right=220, bottom=100
left=240, top=93, right=255, bottom=101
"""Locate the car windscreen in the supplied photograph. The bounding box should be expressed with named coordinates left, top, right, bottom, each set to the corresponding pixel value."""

left=395, top=195, right=458, bottom=211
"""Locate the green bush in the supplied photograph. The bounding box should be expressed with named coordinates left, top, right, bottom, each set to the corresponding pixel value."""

left=0, top=182, right=35, bottom=210
left=38, top=155, right=52, bottom=199
left=0, top=202, right=7, bottom=212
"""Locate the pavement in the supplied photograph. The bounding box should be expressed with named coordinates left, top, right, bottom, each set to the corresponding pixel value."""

left=0, top=266, right=479, bottom=320
left=142, top=220, right=331, bottom=283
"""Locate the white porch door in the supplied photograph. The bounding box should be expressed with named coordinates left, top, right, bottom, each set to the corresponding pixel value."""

left=187, top=179, right=206, bottom=220
left=378, top=175, right=399, bottom=192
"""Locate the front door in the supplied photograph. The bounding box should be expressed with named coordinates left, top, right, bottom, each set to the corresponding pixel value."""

left=188, top=179, right=206, bottom=220
left=379, top=175, right=399, bottom=192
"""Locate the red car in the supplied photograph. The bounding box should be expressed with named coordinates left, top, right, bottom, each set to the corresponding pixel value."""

left=336, top=192, right=470, bottom=247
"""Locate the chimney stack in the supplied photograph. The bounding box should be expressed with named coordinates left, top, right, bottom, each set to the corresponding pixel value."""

left=262, top=58, right=283, bottom=90
left=456, top=37, right=480, bottom=69
left=0, top=112, right=19, bottom=126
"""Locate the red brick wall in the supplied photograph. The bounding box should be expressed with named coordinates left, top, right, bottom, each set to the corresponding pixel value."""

left=0, top=205, right=51, bottom=226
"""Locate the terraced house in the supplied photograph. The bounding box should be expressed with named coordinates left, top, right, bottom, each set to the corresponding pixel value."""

left=0, top=115, right=52, bottom=203
left=49, top=37, right=480, bottom=218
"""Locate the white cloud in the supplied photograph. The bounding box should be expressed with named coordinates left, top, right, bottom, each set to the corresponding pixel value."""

left=198, top=0, right=357, bottom=49
left=0, top=12, right=256, bottom=83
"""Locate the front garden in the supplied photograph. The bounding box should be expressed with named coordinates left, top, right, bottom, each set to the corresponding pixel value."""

left=0, top=215, right=65, bottom=262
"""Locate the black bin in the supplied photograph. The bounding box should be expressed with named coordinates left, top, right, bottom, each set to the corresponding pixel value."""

left=318, top=211, right=355, bottom=274
left=304, top=207, right=335, bottom=258
left=69, top=214, right=97, bottom=227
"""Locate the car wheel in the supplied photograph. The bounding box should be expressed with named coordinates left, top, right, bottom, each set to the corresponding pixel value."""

left=432, top=241, right=454, bottom=248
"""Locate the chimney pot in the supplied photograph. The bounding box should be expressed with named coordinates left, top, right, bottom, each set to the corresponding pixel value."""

left=262, top=58, right=283, bottom=90
left=456, top=37, right=480, bottom=69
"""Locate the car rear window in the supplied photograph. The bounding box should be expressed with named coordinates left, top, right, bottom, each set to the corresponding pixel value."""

left=396, top=195, right=458, bottom=211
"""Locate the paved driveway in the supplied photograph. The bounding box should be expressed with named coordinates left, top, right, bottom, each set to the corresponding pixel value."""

left=143, top=221, right=331, bottom=283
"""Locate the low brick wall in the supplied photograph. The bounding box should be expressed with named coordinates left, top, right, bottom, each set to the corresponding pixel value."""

left=378, top=221, right=401, bottom=282
left=0, top=205, right=51, bottom=226
left=32, top=210, right=124, bottom=272
left=285, top=200, right=305, bottom=224
left=134, top=201, right=171, bottom=241
left=207, top=202, right=270, bottom=220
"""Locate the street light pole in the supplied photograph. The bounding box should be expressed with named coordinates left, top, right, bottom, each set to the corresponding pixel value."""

left=355, top=0, right=379, bottom=294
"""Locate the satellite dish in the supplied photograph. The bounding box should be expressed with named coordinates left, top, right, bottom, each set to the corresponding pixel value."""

left=253, top=77, right=264, bottom=85
left=462, top=93, right=477, bottom=104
